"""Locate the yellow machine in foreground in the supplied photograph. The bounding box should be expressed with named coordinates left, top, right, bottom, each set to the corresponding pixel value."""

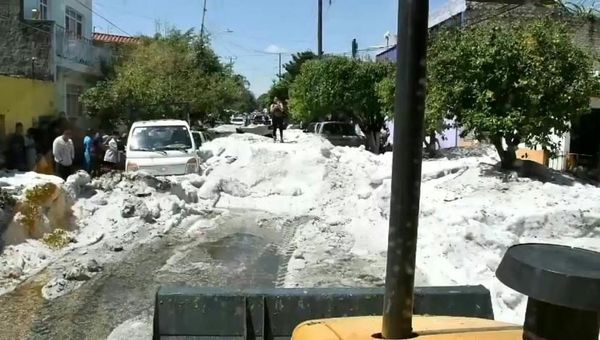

left=294, top=316, right=521, bottom=339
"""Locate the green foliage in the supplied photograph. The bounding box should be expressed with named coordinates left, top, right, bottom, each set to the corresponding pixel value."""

left=268, top=78, right=292, bottom=101
left=81, top=29, right=254, bottom=128
left=0, top=188, right=16, bottom=210
left=283, top=51, right=317, bottom=79
left=42, top=229, right=74, bottom=249
left=265, top=51, right=318, bottom=103
left=257, top=93, right=270, bottom=109
left=428, top=19, right=598, bottom=168
left=290, top=56, right=392, bottom=151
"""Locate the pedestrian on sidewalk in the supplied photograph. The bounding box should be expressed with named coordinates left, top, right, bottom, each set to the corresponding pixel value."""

left=83, top=129, right=94, bottom=174
left=270, top=97, right=285, bottom=143
left=91, top=131, right=103, bottom=176
left=24, top=128, right=38, bottom=171
left=52, top=129, right=74, bottom=180
left=103, top=132, right=119, bottom=170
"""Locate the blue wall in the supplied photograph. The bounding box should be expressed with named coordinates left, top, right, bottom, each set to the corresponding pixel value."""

left=376, top=46, right=397, bottom=63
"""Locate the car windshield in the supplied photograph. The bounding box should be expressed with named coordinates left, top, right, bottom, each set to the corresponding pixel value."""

left=129, top=126, right=192, bottom=151
left=321, top=123, right=356, bottom=136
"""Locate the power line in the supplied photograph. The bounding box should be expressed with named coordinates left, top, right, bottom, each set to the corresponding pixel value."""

left=223, top=39, right=291, bottom=56
left=74, top=0, right=131, bottom=36
left=93, top=2, right=155, bottom=21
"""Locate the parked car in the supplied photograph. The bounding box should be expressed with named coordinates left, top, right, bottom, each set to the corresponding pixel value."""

left=315, top=121, right=366, bottom=148
left=125, top=119, right=200, bottom=175
left=191, top=130, right=215, bottom=148
left=304, top=122, right=320, bottom=133
left=237, top=124, right=272, bottom=137
left=252, top=114, right=271, bottom=125
left=230, top=115, right=246, bottom=126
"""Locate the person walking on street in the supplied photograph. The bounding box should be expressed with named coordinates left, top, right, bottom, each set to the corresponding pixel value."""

left=103, top=132, right=119, bottom=170
left=270, top=97, right=285, bottom=143
left=83, top=129, right=94, bottom=174
left=52, top=129, right=74, bottom=180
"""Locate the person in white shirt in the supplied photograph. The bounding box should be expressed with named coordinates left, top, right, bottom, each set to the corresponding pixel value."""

left=52, top=129, right=74, bottom=180
left=103, top=132, right=119, bottom=169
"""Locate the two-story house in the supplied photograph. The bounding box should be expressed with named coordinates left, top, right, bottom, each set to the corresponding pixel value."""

left=0, top=0, right=107, bottom=134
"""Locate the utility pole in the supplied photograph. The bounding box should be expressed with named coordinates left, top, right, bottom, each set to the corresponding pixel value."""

left=200, top=0, right=207, bottom=39
left=351, top=38, right=358, bottom=59
left=318, top=0, right=323, bottom=56
left=278, top=53, right=282, bottom=78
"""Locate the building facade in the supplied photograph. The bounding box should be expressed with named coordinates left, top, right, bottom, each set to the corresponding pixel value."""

left=0, top=0, right=107, bottom=133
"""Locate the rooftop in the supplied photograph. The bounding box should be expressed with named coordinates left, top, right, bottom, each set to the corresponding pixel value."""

left=93, top=32, right=140, bottom=44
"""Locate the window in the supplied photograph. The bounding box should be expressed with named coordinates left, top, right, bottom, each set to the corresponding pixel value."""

left=65, top=7, right=83, bottom=37
left=66, top=84, right=84, bottom=117
left=192, top=131, right=202, bottom=148
left=39, top=0, right=48, bottom=20
left=321, top=123, right=357, bottom=136
left=129, top=126, right=193, bottom=151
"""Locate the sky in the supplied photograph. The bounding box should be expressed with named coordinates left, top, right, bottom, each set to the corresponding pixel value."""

left=93, top=0, right=450, bottom=96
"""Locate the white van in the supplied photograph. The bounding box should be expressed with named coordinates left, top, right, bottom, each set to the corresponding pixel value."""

left=125, top=120, right=199, bottom=176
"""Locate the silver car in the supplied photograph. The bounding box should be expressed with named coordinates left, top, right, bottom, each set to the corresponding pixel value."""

left=314, top=122, right=366, bottom=148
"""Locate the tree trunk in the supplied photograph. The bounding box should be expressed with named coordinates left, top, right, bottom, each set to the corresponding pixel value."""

left=491, top=136, right=517, bottom=169
left=366, top=130, right=380, bottom=154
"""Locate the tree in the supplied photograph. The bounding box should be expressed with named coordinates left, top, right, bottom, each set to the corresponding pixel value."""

left=376, top=54, right=448, bottom=157
left=81, top=30, right=251, bottom=128
left=283, top=51, right=317, bottom=79
left=257, top=93, right=271, bottom=109
left=265, top=51, right=318, bottom=103
left=428, top=19, right=598, bottom=168
left=290, top=56, right=392, bottom=152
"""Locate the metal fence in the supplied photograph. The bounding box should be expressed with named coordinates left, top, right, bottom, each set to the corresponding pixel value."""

left=54, top=26, right=99, bottom=67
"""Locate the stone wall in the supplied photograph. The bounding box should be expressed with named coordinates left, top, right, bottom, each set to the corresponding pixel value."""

left=0, top=0, right=53, bottom=80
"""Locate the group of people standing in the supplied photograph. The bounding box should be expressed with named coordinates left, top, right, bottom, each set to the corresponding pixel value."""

left=53, top=129, right=120, bottom=180
left=3, top=121, right=121, bottom=180
left=5, top=123, right=38, bottom=172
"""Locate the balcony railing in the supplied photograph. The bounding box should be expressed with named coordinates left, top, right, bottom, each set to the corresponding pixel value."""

left=54, top=26, right=104, bottom=70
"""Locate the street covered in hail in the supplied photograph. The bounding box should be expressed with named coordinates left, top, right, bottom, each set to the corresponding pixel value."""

left=3, top=0, right=600, bottom=338
left=0, top=130, right=598, bottom=338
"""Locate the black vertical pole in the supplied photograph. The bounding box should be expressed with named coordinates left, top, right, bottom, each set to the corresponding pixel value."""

left=318, top=0, right=323, bottom=56
left=278, top=53, right=282, bottom=78
left=200, top=0, right=207, bottom=40
left=381, top=0, right=429, bottom=339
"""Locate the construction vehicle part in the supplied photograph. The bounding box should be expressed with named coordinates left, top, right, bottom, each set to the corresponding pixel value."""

left=152, top=286, right=494, bottom=339
left=292, top=315, right=522, bottom=339
left=496, top=243, right=600, bottom=340
left=382, top=0, right=429, bottom=337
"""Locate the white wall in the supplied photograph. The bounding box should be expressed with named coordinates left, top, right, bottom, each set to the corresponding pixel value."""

left=55, top=69, right=89, bottom=114
left=62, top=0, right=93, bottom=39
left=22, top=0, right=93, bottom=39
